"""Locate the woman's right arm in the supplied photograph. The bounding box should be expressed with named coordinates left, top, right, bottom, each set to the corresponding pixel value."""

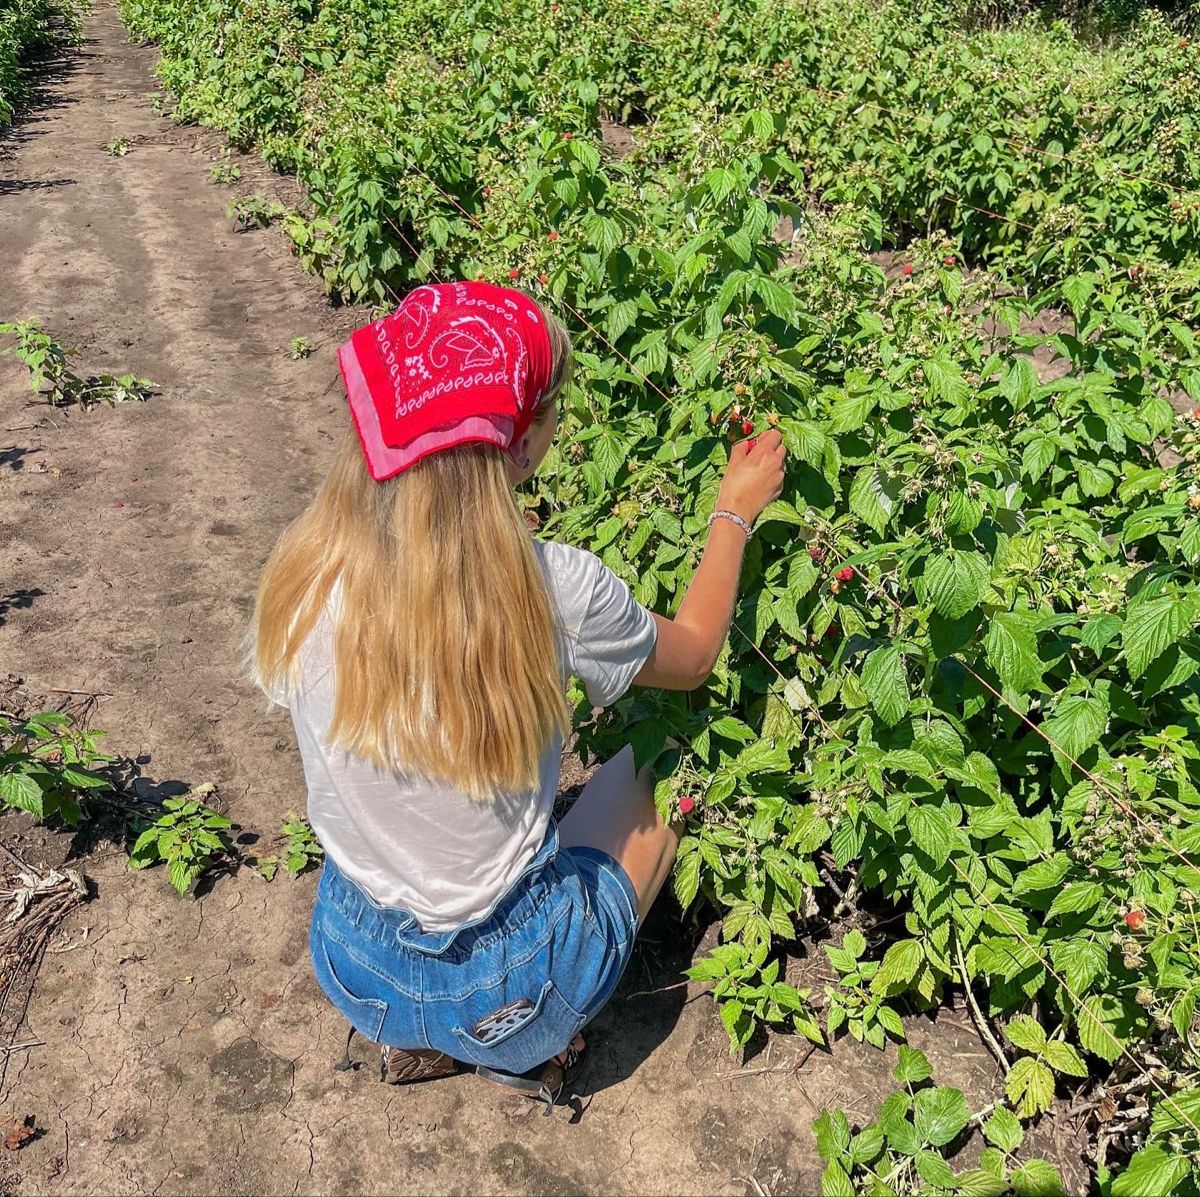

left=633, top=429, right=787, bottom=691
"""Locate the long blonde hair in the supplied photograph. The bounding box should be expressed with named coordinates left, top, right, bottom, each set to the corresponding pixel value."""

left=250, top=305, right=573, bottom=799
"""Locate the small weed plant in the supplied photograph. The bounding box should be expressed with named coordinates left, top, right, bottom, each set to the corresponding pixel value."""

left=288, top=336, right=311, bottom=360
left=104, top=137, right=130, bottom=157
left=0, top=712, right=236, bottom=897
left=128, top=785, right=235, bottom=895
left=0, top=320, right=155, bottom=408
left=280, top=811, right=323, bottom=876
left=209, top=151, right=240, bottom=184
left=0, top=712, right=114, bottom=826
left=226, top=195, right=286, bottom=232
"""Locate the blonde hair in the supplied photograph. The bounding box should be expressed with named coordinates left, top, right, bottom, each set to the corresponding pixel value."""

left=250, top=303, right=573, bottom=799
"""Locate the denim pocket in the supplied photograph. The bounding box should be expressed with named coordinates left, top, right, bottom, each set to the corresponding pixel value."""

left=449, top=980, right=584, bottom=1075
left=311, top=932, right=389, bottom=1043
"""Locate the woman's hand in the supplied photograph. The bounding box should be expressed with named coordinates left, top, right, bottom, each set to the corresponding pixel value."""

left=716, top=429, right=787, bottom=525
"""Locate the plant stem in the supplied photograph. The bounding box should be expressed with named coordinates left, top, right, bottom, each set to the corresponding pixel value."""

left=956, top=938, right=1010, bottom=1076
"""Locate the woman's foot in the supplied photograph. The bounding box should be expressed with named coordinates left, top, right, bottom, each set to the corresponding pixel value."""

left=474, top=1032, right=587, bottom=1113
left=379, top=1045, right=461, bottom=1084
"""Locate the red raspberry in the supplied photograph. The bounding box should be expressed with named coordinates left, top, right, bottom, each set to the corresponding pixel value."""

left=1125, top=909, right=1146, bottom=931
left=678, top=797, right=696, bottom=815
left=808, top=544, right=823, bottom=560
left=835, top=566, right=855, bottom=583
left=483, top=186, right=492, bottom=197
left=548, top=231, right=559, bottom=242
left=538, top=273, right=549, bottom=285
left=113, top=501, right=124, bottom=509
left=901, top=263, right=913, bottom=276
left=825, top=623, right=839, bottom=638
left=508, top=268, right=520, bottom=279
left=741, top=420, right=754, bottom=435
left=943, top=254, right=956, bottom=266
left=563, top=131, right=574, bottom=141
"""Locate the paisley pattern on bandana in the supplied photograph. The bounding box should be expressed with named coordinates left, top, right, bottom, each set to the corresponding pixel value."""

left=338, top=281, right=553, bottom=481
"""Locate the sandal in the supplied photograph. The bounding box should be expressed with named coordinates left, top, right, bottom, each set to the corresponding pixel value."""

left=379, top=1044, right=461, bottom=1084
left=474, top=1032, right=587, bottom=1115
left=333, top=1026, right=461, bottom=1084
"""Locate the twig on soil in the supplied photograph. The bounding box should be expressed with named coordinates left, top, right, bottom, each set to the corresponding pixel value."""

left=48, top=688, right=112, bottom=698
left=620, top=979, right=690, bottom=1001
left=956, top=939, right=1010, bottom=1076
left=0, top=1039, right=44, bottom=1054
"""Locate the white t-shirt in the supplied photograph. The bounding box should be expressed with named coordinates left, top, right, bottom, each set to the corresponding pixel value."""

left=275, top=541, right=658, bottom=932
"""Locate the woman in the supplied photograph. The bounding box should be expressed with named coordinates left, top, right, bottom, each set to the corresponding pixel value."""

left=250, top=281, right=785, bottom=1109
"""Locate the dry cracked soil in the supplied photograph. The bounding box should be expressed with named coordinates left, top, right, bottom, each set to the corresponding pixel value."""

left=0, top=5, right=1060, bottom=1195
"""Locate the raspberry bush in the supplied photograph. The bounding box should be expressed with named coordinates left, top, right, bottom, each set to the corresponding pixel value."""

left=120, top=0, right=1200, bottom=1189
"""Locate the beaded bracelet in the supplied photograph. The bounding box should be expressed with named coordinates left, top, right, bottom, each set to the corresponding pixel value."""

left=708, top=509, right=753, bottom=539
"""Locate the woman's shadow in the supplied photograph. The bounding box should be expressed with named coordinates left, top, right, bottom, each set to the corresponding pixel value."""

left=571, top=893, right=714, bottom=1098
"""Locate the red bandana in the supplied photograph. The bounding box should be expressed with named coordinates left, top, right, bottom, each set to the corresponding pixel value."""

left=338, top=282, right=554, bottom=481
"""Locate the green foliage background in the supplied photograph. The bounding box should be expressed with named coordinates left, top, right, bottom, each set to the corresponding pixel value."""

left=118, top=0, right=1200, bottom=1188
left=0, top=0, right=83, bottom=128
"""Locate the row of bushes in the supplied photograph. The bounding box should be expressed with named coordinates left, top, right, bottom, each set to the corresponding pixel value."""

left=0, top=0, right=82, bottom=129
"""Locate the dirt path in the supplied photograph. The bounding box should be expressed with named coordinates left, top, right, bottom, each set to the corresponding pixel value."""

left=0, top=6, right=1012, bottom=1195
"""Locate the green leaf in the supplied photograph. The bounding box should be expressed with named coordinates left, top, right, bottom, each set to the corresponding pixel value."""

left=893, top=1045, right=933, bottom=1084
left=818, top=1161, right=854, bottom=1197
left=915, top=1149, right=956, bottom=1190
left=1012, top=854, right=1072, bottom=895
left=873, top=939, right=923, bottom=992
left=757, top=276, right=796, bottom=322
left=908, top=804, right=952, bottom=868
left=813, top=1109, right=852, bottom=1161
left=878, top=1092, right=920, bottom=1155
left=1110, top=1147, right=1191, bottom=1197
left=0, top=772, right=45, bottom=817
left=1077, top=994, right=1129, bottom=1063
left=849, top=466, right=900, bottom=535
left=1000, top=357, right=1039, bottom=410
left=1049, top=937, right=1107, bottom=993
left=913, top=1086, right=971, bottom=1147
left=984, top=610, right=1045, bottom=694
left=1003, top=1014, right=1047, bottom=1054
left=861, top=645, right=909, bottom=727
left=1043, top=1040, right=1087, bottom=1078
left=167, top=858, right=194, bottom=896
left=1047, top=881, right=1103, bottom=919
left=674, top=848, right=701, bottom=910
left=1011, top=1159, right=1066, bottom=1197
left=1021, top=436, right=1057, bottom=481
left=955, top=1169, right=1009, bottom=1197
left=848, top=1124, right=885, bottom=1164
left=925, top=552, right=991, bottom=620
left=1079, top=614, right=1122, bottom=655
left=1042, top=695, right=1106, bottom=762
left=1005, top=1056, right=1055, bottom=1119
left=982, top=1106, right=1023, bottom=1153
left=1122, top=595, right=1195, bottom=680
